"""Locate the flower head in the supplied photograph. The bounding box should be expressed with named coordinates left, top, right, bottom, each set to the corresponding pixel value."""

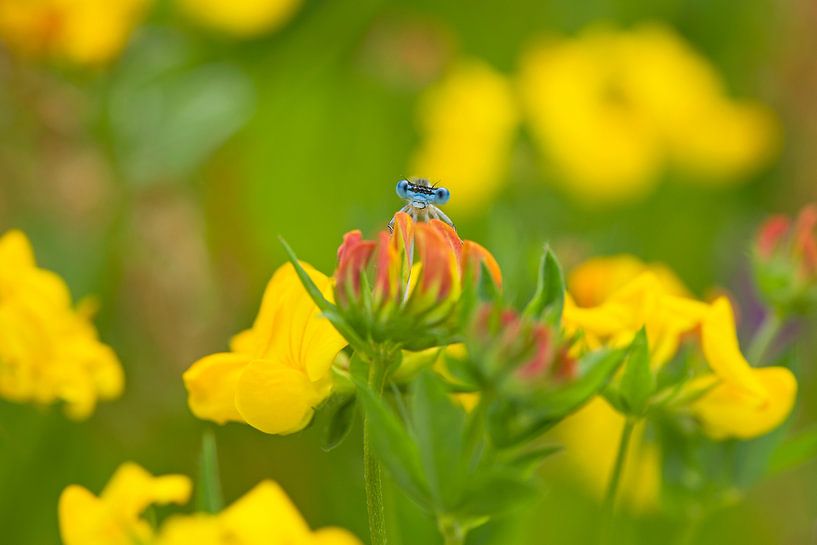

left=0, top=230, right=124, bottom=419
left=333, top=212, right=501, bottom=350
left=184, top=262, right=346, bottom=435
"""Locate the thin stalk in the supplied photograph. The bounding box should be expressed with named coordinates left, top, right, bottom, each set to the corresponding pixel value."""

left=364, top=359, right=389, bottom=545
left=748, top=311, right=784, bottom=363
left=439, top=516, right=466, bottom=545
left=601, top=417, right=636, bottom=543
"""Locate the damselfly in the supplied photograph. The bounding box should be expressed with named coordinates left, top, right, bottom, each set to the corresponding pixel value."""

left=388, top=178, right=455, bottom=232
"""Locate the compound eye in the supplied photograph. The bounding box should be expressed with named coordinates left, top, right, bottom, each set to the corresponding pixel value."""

left=434, top=187, right=450, bottom=204
left=396, top=179, right=410, bottom=198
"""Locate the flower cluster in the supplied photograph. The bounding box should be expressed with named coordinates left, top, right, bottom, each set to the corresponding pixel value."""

left=59, top=462, right=362, bottom=545
left=0, top=230, right=123, bottom=419
left=410, top=23, right=779, bottom=212
left=557, top=254, right=797, bottom=509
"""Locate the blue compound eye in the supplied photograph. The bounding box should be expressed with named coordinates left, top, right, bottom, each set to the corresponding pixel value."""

left=396, top=179, right=411, bottom=199
left=434, top=187, right=450, bottom=205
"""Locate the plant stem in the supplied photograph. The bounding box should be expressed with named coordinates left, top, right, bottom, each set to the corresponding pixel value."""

left=439, top=518, right=466, bottom=545
left=601, top=417, right=636, bottom=543
left=364, top=359, right=389, bottom=545
left=748, top=311, right=784, bottom=363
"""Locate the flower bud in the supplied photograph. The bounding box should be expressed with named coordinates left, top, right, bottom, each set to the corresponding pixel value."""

left=753, top=204, right=817, bottom=314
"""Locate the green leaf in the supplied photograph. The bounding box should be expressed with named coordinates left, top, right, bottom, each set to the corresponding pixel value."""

left=411, top=371, right=468, bottom=511
left=523, top=247, right=565, bottom=326
left=455, top=470, right=540, bottom=519
left=477, top=261, right=502, bottom=303
left=321, top=395, right=357, bottom=452
left=618, top=328, right=655, bottom=415
left=195, top=429, right=223, bottom=513
left=352, top=373, right=431, bottom=507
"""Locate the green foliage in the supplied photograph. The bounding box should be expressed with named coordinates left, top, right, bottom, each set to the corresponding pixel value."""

left=322, top=394, right=358, bottom=452
left=195, top=429, right=224, bottom=514
left=615, top=328, right=656, bottom=416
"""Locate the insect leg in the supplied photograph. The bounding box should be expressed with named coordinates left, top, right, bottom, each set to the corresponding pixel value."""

left=432, top=206, right=456, bottom=230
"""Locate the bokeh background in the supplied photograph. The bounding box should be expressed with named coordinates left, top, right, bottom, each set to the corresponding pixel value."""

left=1, top=0, right=816, bottom=543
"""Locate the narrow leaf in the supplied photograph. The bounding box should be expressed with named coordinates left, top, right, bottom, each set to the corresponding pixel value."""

left=322, top=395, right=357, bottom=452
left=618, top=328, right=654, bottom=415
left=456, top=470, right=540, bottom=519
left=523, top=247, right=565, bottom=326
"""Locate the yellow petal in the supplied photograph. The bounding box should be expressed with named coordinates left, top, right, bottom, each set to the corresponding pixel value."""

left=184, top=352, right=249, bottom=424
left=101, top=462, right=192, bottom=520
left=701, top=297, right=766, bottom=396
left=313, top=528, right=365, bottom=545
left=156, top=514, right=224, bottom=545
left=220, top=480, right=312, bottom=542
left=235, top=359, right=327, bottom=435
left=691, top=366, right=797, bottom=439
left=240, top=262, right=345, bottom=382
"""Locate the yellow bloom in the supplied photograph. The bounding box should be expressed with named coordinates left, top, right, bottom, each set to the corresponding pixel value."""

left=184, top=262, right=346, bottom=435
left=563, top=255, right=708, bottom=367
left=59, top=462, right=191, bottom=545
left=0, top=230, right=124, bottom=419
left=156, top=481, right=362, bottom=545
left=177, top=0, right=301, bottom=37
left=0, top=0, right=148, bottom=65
left=690, top=297, right=797, bottom=439
left=410, top=60, right=519, bottom=215
left=518, top=23, right=779, bottom=204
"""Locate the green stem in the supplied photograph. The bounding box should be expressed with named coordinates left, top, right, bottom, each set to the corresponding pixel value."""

left=601, top=417, right=636, bottom=543
left=364, top=360, right=389, bottom=545
left=747, top=311, right=784, bottom=363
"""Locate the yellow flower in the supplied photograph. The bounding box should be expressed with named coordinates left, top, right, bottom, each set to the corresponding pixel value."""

left=59, top=462, right=191, bottom=545
left=689, top=297, right=797, bottom=439
left=410, top=60, right=519, bottom=215
left=156, top=480, right=362, bottom=545
left=563, top=255, right=708, bottom=367
left=183, top=262, right=346, bottom=435
left=0, top=0, right=148, bottom=65
left=518, top=23, right=779, bottom=204
left=0, top=230, right=124, bottom=419
left=176, top=0, right=301, bottom=37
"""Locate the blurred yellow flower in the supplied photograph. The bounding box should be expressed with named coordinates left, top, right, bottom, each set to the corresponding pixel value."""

left=0, top=0, right=148, bottom=65
left=410, top=60, right=519, bottom=215
left=59, top=462, right=191, bottom=545
left=184, top=262, right=346, bottom=435
left=557, top=255, right=796, bottom=507
left=59, top=463, right=361, bottom=545
left=0, top=230, right=124, bottom=419
left=157, top=480, right=362, bottom=545
left=563, top=255, right=708, bottom=367
left=177, top=0, right=301, bottom=37
left=518, top=23, right=779, bottom=204
left=690, top=297, right=797, bottom=439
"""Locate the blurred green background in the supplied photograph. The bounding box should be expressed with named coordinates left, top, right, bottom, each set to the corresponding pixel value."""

left=1, top=0, right=815, bottom=543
